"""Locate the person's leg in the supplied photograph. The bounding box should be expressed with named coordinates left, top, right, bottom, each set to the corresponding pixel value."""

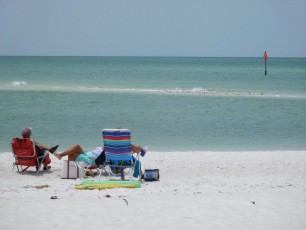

left=35, top=145, right=51, bottom=170
left=42, top=154, right=51, bottom=170
left=54, top=144, right=84, bottom=161
left=35, top=145, right=45, bottom=156
left=35, top=145, right=46, bottom=164
left=43, top=154, right=51, bottom=166
left=34, top=141, right=50, bottom=151
left=34, top=141, right=58, bottom=153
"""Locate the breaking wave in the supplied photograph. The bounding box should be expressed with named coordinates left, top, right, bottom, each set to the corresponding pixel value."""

left=161, top=87, right=264, bottom=97
left=161, top=87, right=306, bottom=99
left=2, top=83, right=306, bottom=99
left=10, top=81, right=27, bottom=86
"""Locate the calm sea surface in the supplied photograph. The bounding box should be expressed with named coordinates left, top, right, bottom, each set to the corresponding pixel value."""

left=1, top=56, right=305, bottom=152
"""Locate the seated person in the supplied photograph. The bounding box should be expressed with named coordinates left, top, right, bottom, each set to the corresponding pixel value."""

left=54, top=144, right=148, bottom=179
left=21, top=127, right=58, bottom=171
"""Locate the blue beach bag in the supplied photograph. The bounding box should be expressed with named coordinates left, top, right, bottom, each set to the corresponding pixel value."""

left=144, top=169, right=159, bottom=181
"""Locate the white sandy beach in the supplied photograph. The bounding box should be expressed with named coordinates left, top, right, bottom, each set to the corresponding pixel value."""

left=0, top=151, right=305, bottom=230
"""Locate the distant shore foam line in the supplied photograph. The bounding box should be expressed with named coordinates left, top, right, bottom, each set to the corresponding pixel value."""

left=10, top=81, right=27, bottom=86
left=161, top=88, right=306, bottom=99
left=3, top=83, right=306, bottom=99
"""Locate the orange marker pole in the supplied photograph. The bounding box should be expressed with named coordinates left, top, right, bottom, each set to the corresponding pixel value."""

left=263, top=51, right=268, bottom=75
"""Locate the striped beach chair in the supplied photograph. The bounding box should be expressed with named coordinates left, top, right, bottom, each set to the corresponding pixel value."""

left=102, top=129, right=138, bottom=180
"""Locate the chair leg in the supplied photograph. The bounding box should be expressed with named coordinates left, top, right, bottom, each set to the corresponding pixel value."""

left=98, top=165, right=106, bottom=180
left=12, top=162, right=19, bottom=172
left=21, top=165, right=30, bottom=173
left=137, top=154, right=141, bottom=181
left=36, top=154, right=48, bottom=174
left=36, top=164, right=41, bottom=174
left=98, top=169, right=102, bottom=181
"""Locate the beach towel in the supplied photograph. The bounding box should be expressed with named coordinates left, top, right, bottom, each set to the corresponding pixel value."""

left=75, top=180, right=141, bottom=190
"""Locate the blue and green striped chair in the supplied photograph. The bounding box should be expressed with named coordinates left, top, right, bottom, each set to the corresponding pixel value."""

left=102, top=129, right=139, bottom=180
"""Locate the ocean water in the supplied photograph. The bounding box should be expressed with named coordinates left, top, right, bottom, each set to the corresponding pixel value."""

left=1, top=56, right=305, bottom=152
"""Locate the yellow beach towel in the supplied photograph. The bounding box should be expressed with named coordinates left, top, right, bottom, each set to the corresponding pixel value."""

left=75, top=180, right=141, bottom=190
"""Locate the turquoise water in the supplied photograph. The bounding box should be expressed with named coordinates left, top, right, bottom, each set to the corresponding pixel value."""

left=1, top=56, right=306, bottom=152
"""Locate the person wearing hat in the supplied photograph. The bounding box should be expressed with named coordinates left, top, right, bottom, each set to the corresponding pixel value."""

left=21, top=127, right=59, bottom=171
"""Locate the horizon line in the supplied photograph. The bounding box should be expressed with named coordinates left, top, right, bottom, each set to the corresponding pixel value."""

left=1, top=55, right=305, bottom=59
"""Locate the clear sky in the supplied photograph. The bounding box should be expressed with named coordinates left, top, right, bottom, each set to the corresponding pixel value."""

left=0, top=0, right=305, bottom=57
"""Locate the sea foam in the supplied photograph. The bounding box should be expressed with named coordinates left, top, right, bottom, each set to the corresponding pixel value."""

left=11, top=81, right=27, bottom=87
left=3, top=83, right=306, bottom=99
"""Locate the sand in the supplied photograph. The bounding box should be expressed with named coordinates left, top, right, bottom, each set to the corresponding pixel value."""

left=0, top=151, right=305, bottom=230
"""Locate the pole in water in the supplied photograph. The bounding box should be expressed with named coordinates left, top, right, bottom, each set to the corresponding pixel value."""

left=263, top=51, right=268, bottom=75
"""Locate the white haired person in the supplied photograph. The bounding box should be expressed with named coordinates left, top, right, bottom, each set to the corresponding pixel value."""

left=21, top=127, right=59, bottom=170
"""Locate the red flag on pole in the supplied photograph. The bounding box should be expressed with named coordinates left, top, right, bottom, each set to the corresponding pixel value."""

left=263, top=51, right=268, bottom=60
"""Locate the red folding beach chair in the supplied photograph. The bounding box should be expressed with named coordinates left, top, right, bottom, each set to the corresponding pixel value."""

left=11, top=137, right=50, bottom=174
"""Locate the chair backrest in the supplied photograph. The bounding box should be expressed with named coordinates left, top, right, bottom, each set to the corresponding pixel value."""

left=102, top=129, right=132, bottom=162
left=11, top=137, right=37, bottom=166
